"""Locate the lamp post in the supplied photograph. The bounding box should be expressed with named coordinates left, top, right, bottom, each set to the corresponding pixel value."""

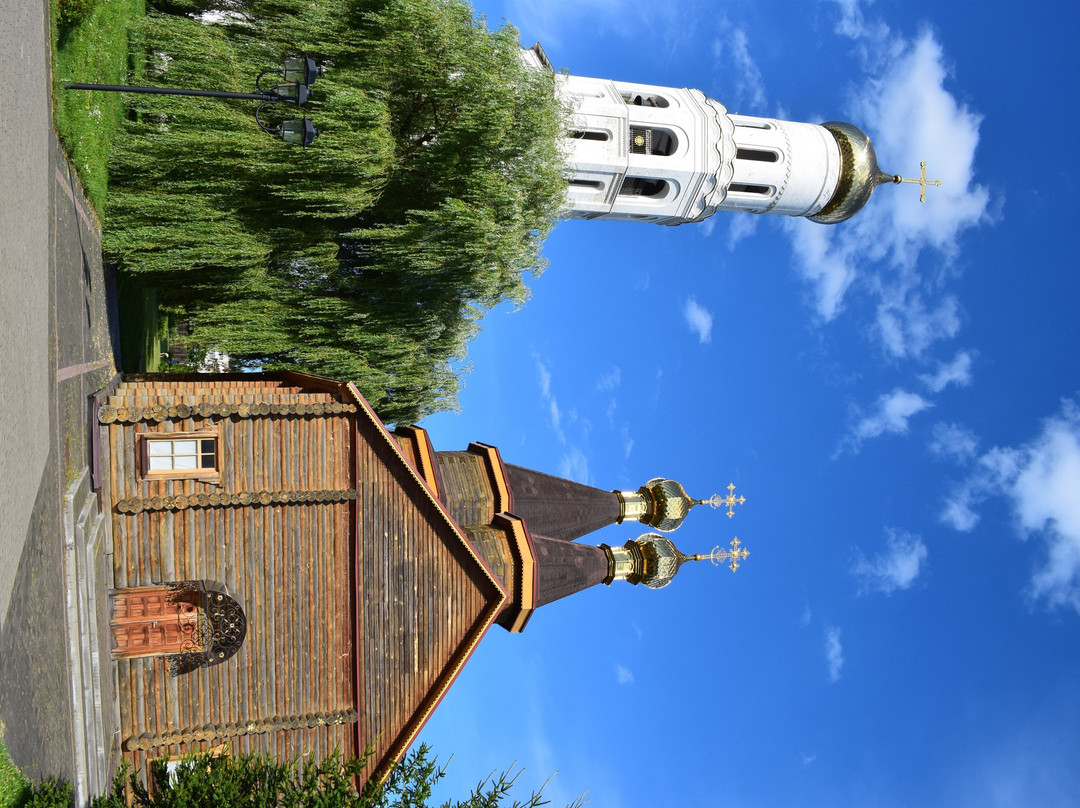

left=66, top=56, right=323, bottom=147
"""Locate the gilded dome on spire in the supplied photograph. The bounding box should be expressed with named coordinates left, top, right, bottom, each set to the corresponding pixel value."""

left=809, top=121, right=895, bottom=224
left=616, top=480, right=746, bottom=531
left=641, top=478, right=699, bottom=532
left=633, top=533, right=690, bottom=589
left=601, top=534, right=751, bottom=588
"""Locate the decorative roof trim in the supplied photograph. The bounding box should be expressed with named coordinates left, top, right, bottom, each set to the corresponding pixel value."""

left=467, top=442, right=515, bottom=515
left=393, top=425, right=442, bottom=499
left=492, top=513, right=538, bottom=634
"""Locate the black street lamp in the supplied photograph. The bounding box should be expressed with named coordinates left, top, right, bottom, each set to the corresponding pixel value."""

left=66, top=55, right=323, bottom=147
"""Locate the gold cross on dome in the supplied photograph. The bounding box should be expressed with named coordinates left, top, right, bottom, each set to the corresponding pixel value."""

left=895, top=161, right=942, bottom=202
left=703, top=483, right=746, bottom=518
left=695, top=537, right=751, bottom=572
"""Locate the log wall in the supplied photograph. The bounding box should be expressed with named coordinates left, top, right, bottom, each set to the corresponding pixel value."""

left=104, top=378, right=357, bottom=778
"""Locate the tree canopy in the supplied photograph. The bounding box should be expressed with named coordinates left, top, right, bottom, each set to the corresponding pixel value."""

left=107, top=0, right=568, bottom=421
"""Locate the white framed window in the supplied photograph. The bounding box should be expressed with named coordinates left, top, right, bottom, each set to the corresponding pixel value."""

left=139, top=430, right=220, bottom=481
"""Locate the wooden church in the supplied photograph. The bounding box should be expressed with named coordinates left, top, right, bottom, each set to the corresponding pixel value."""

left=96, top=371, right=739, bottom=784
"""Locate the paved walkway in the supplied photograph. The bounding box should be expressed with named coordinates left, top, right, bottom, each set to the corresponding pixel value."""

left=0, top=0, right=120, bottom=792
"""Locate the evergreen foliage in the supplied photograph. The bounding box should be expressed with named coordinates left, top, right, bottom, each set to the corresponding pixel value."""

left=107, top=0, right=568, bottom=421
left=89, top=745, right=584, bottom=808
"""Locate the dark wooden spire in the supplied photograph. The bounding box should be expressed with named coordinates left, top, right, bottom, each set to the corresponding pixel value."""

left=531, top=534, right=611, bottom=607
left=503, top=463, right=621, bottom=541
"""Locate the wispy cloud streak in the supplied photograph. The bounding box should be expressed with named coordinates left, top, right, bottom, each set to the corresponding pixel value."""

left=825, top=627, right=844, bottom=683
left=712, top=23, right=767, bottom=111
left=684, top=297, right=714, bottom=344
left=929, top=422, right=979, bottom=464
left=920, top=350, right=974, bottom=393
left=840, top=388, right=932, bottom=455
left=852, top=529, right=928, bottom=595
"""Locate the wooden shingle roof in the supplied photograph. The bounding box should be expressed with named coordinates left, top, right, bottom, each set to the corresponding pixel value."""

left=346, top=384, right=508, bottom=782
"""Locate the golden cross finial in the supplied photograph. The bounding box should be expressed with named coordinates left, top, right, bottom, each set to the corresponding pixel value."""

left=894, top=161, right=942, bottom=202
left=702, top=483, right=746, bottom=518
left=693, top=537, right=751, bottom=572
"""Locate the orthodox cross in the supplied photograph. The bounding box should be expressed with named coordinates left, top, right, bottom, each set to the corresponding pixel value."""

left=893, top=161, right=942, bottom=202
left=694, top=537, right=751, bottom=572
left=702, top=483, right=746, bottom=518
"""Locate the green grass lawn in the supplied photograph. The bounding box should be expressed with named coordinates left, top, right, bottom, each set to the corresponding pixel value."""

left=51, top=0, right=146, bottom=216
left=0, top=730, right=29, bottom=808
left=51, top=0, right=166, bottom=371
left=117, top=272, right=166, bottom=372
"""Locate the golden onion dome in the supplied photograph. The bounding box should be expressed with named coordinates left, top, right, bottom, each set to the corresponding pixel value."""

left=633, top=533, right=690, bottom=589
left=809, top=121, right=895, bottom=224
left=641, top=478, right=699, bottom=532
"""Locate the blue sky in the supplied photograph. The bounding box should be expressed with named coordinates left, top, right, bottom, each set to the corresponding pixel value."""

left=414, top=1, right=1080, bottom=806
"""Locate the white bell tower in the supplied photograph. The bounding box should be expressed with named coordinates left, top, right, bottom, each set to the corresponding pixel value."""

left=522, top=44, right=902, bottom=226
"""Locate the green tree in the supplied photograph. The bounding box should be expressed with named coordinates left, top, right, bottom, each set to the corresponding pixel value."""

left=89, top=745, right=585, bottom=808
left=107, top=0, right=568, bottom=422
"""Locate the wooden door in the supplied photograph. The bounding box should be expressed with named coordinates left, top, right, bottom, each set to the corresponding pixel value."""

left=110, top=586, right=202, bottom=659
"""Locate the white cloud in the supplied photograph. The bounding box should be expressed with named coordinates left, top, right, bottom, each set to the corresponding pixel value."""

left=929, top=422, right=979, bottom=464
left=842, top=388, right=932, bottom=454
left=534, top=354, right=566, bottom=444
left=727, top=214, right=758, bottom=251
left=713, top=24, right=766, bottom=111
left=548, top=398, right=563, bottom=435
left=558, top=446, right=590, bottom=484
left=940, top=445, right=1021, bottom=532
left=854, top=33, right=991, bottom=260
left=875, top=292, right=961, bottom=361
left=1012, top=402, right=1080, bottom=612
left=830, top=0, right=891, bottom=47
left=920, top=350, right=974, bottom=392
left=940, top=496, right=979, bottom=534
left=825, top=627, right=844, bottom=683
left=941, top=399, right=1080, bottom=615
left=684, top=297, right=714, bottom=344
left=852, top=529, right=928, bottom=595
left=782, top=218, right=856, bottom=321
left=785, top=14, right=992, bottom=361
left=615, top=664, right=634, bottom=685
left=595, top=366, right=621, bottom=392
left=536, top=355, right=552, bottom=398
